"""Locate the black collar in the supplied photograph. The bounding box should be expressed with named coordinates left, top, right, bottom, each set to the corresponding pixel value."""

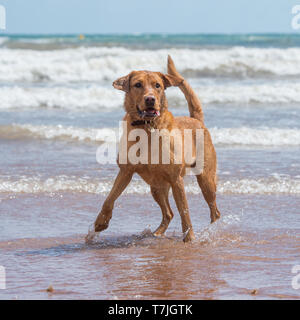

left=131, top=120, right=153, bottom=126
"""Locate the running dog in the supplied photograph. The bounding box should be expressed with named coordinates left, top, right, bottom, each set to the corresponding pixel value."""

left=94, top=56, right=221, bottom=242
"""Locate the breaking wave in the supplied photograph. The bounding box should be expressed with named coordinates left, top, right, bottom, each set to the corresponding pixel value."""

left=0, top=175, right=299, bottom=195
left=1, top=46, right=300, bottom=83
left=2, top=124, right=300, bottom=146
left=0, top=124, right=117, bottom=142
left=1, top=82, right=300, bottom=110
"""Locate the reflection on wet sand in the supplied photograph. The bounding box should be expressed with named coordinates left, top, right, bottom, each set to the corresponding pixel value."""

left=0, top=193, right=299, bottom=300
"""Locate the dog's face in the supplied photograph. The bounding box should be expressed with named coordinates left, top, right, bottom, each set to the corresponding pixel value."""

left=113, top=70, right=181, bottom=120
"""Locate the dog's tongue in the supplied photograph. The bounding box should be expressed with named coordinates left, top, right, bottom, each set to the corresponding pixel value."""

left=147, top=108, right=156, bottom=114
left=146, top=108, right=160, bottom=116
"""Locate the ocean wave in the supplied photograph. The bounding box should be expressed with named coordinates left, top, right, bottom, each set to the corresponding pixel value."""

left=3, top=34, right=300, bottom=51
left=209, top=127, right=300, bottom=146
left=0, top=124, right=117, bottom=142
left=0, top=86, right=123, bottom=110
left=0, top=175, right=299, bottom=195
left=1, top=82, right=300, bottom=111
left=0, top=37, right=8, bottom=46
left=2, top=124, right=300, bottom=146
left=1, top=46, right=300, bottom=83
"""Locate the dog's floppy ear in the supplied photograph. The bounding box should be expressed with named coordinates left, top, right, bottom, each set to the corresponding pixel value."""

left=113, top=73, right=131, bottom=92
left=158, top=72, right=183, bottom=89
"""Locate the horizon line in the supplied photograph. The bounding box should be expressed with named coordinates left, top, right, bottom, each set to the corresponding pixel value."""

left=0, top=32, right=300, bottom=37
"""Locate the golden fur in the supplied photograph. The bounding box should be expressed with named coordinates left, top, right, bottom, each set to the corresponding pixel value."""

left=94, top=56, right=220, bottom=242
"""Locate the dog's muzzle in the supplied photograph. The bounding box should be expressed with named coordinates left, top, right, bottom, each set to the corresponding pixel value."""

left=137, top=105, right=160, bottom=118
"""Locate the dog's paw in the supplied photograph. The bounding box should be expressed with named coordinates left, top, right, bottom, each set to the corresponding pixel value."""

left=153, top=231, right=165, bottom=238
left=85, top=223, right=97, bottom=244
left=183, top=228, right=195, bottom=243
left=94, top=222, right=109, bottom=232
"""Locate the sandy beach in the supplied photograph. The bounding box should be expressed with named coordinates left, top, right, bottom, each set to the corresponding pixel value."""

left=0, top=34, right=299, bottom=299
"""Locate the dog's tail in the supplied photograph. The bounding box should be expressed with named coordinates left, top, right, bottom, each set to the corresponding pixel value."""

left=167, top=55, right=204, bottom=124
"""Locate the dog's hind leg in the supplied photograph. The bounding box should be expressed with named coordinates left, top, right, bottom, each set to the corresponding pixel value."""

left=151, top=185, right=174, bottom=237
left=94, top=169, right=133, bottom=232
left=196, top=173, right=221, bottom=223
left=171, top=177, right=195, bottom=242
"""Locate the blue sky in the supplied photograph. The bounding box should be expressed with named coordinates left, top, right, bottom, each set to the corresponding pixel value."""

left=0, top=0, right=299, bottom=34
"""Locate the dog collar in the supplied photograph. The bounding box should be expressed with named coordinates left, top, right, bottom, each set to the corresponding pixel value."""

left=131, top=119, right=156, bottom=132
left=131, top=120, right=153, bottom=126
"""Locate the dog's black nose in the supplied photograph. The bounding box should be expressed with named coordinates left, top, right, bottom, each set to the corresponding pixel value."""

left=145, top=96, right=155, bottom=107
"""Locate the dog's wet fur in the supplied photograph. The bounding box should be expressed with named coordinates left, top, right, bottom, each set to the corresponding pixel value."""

left=94, top=56, right=220, bottom=242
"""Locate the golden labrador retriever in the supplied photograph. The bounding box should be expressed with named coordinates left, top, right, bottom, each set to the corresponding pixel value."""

left=94, top=56, right=220, bottom=242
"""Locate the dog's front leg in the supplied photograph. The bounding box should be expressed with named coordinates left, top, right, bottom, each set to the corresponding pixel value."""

left=94, top=169, right=133, bottom=232
left=171, top=176, right=195, bottom=242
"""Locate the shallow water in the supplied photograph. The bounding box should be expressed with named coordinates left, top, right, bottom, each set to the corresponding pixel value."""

left=0, top=193, right=299, bottom=299
left=0, top=34, right=299, bottom=300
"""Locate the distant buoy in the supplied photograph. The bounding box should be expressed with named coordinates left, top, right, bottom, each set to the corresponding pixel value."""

left=79, top=34, right=85, bottom=40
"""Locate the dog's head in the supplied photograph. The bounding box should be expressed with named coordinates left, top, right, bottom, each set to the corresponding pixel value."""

left=113, top=70, right=182, bottom=120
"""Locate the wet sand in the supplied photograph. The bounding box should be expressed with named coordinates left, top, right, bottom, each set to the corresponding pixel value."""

left=0, top=192, right=299, bottom=300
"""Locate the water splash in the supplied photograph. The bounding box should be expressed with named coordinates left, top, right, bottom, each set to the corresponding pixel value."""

left=85, top=223, right=98, bottom=244
left=196, top=213, right=243, bottom=246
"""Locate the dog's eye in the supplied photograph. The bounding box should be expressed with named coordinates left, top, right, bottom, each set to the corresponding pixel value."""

left=155, top=83, right=161, bottom=88
left=135, top=83, right=142, bottom=88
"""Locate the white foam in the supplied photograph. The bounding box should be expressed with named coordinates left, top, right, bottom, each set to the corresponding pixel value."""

left=1, top=82, right=300, bottom=110
left=0, top=124, right=118, bottom=142
left=196, top=213, right=242, bottom=245
left=0, top=86, right=123, bottom=110
left=2, top=124, right=300, bottom=146
left=217, top=178, right=300, bottom=194
left=0, top=175, right=299, bottom=195
left=1, top=46, right=300, bottom=83
left=0, top=37, right=8, bottom=46
left=210, top=127, right=300, bottom=146
left=193, top=83, right=300, bottom=105
left=0, top=176, right=148, bottom=194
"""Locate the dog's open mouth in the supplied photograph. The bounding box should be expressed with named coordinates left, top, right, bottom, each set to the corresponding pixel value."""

left=137, top=106, right=160, bottom=118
